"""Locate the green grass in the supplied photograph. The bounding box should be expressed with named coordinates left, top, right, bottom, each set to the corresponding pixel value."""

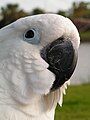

left=80, top=31, right=90, bottom=42
left=55, top=84, right=90, bottom=120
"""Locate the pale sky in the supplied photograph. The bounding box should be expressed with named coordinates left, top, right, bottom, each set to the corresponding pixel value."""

left=0, top=0, right=90, bottom=12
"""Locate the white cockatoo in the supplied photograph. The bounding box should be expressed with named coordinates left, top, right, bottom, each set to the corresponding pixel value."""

left=0, top=14, right=80, bottom=120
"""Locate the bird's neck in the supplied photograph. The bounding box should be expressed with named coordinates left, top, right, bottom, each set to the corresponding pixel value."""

left=0, top=91, right=55, bottom=120
left=0, top=77, right=56, bottom=120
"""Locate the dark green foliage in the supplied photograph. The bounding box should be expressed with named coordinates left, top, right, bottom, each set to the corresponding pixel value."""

left=57, top=10, right=66, bottom=17
left=80, top=31, right=90, bottom=42
left=0, top=4, right=29, bottom=28
left=31, top=8, right=45, bottom=15
left=70, top=2, right=90, bottom=19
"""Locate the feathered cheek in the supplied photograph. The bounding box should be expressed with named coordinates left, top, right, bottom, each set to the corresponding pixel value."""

left=23, top=53, right=55, bottom=95
left=27, top=69, right=55, bottom=94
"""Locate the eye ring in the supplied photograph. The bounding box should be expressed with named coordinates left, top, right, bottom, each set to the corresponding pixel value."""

left=23, top=28, right=40, bottom=44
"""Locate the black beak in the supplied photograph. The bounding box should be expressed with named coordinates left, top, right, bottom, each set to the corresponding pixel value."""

left=40, top=37, right=78, bottom=92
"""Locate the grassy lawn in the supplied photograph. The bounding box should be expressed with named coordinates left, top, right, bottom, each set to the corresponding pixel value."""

left=55, top=84, right=90, bottom=120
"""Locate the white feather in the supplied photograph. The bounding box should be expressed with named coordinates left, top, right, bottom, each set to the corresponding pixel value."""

left=0, top=14, right=80, bottom=120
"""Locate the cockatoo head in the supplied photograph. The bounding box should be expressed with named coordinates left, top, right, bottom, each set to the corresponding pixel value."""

left=0, top=14, right=80, bottom=105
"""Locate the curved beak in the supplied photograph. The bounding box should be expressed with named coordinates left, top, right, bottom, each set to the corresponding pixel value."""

left=41, top=37, right=78, bottom=91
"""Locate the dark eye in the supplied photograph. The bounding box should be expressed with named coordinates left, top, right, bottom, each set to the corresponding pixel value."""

left=23, top=28, right=40, bottom=44
left=25, top=29, right=34, bottom=38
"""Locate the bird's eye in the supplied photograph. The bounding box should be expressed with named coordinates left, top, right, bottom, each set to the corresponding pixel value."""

left=23, top=28, right=40, bottom=44
left=25, top=29, right=34, bottom=38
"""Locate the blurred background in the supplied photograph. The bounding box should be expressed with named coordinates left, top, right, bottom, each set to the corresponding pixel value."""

left=0, top=0, right=90, bottom=120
